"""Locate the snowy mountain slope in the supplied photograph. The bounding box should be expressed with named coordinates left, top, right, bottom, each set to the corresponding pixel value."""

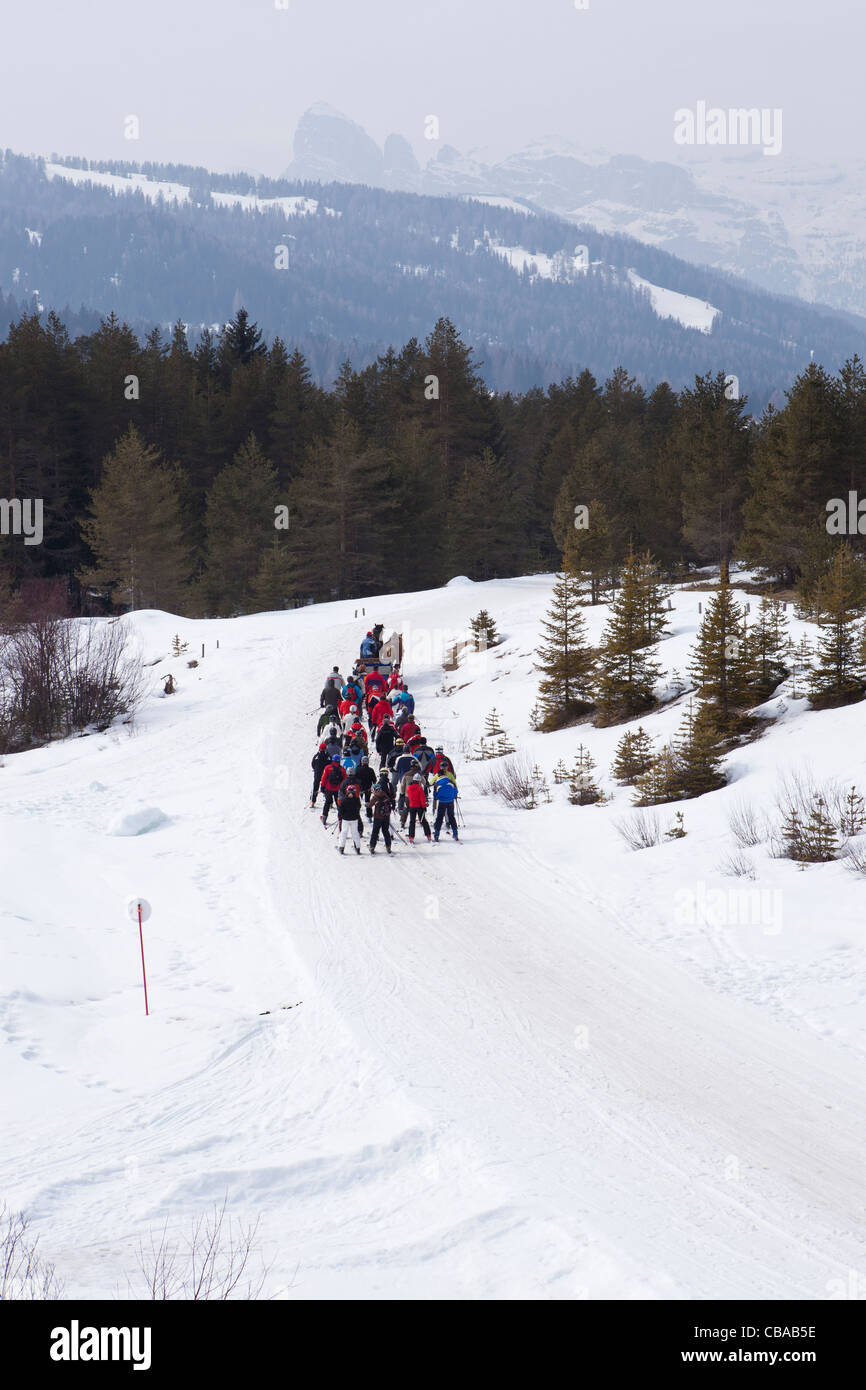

left=279, top=105, right=866, bottom=319
left=627, top=270, right=719, bottom=333
left=8, top=148, right=866, bottom=405
left=1, top=578, right=865, bottom=1299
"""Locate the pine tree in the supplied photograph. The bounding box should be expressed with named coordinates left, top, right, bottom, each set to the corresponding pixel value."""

left=738, top=365, right=843, bottom=586
left=676, top=370, right=751, bottom=566
left=675, top=700, right=727, bottom=798
left=839, top=785, right=866, bottom=838
left=219, top=307, right=267, bottom=374
left=611, top=726, right=654, bottom=784
left=201, top=434, right=281, bottom=614
left=634, top=743, right=682, bottom=806
left=421, top=317, right=494, bottom=507
left=448, top=448, right=519, bottom=581
left=534, top=572, right=596, bottom=729
left=484, top=708, right=505, bottom=738
left=594, top=546, right=661, bottom=725
left=253, top=536, right=294, bottom=611
left=781, top=807, right=806, bottom=864
left=808, top=546, right=866, bottom=708
left=567, top=744, right=603, bottom=805
left=267, top=346, right=326, bottom=485
left=79, top=425, right=191, bottom=611
left=801, top=796, right=839, bottom=863
left=689, top=560, right=753, bottom=734
left=552, top=757, right=570, bottom=784
left=531, top=765, right=552, bottom=804
left=470, top=609, right=499, bottom=650
left=555, top=494, right=615, bottom=603
left=288, top=414, right=395, bottom=600
left=634, top=551, right=671, bottom=647
left=665, top=811, right=687, bottom=839
left=788, top=634, right=814, bottom=699
left=745, top=596, right=789, bottom=700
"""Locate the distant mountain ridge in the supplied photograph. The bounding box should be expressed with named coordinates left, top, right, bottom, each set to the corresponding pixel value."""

left=281, top=104, right=866, bottom=320
left=3, top=145, right=866, bottom=407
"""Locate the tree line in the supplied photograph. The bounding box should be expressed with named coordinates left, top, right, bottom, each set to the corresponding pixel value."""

left=2, top=306, right=866, bottom=619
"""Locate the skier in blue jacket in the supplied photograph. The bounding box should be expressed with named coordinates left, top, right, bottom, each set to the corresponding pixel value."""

left=432, top=772, right=459, bottom=840
left=389, top=687, right=414, bottom=715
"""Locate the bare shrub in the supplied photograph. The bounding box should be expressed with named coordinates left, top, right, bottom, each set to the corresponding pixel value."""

left=614, top=810, right=661, bottom=850
left=0, top=1202, right=64, bottom=1300
left=728, top=800, right=767, bottom=849
left=0, top=617, right=143, bottom=752
left=771, top=769, right=866, bottom=863
left=719, top=849, right=757, bottom=879
left=478, top=752, right=537, bottom=809
left=841, top=839, right=866, bottom=875
left=134, top=1199, right=269, bottom=1301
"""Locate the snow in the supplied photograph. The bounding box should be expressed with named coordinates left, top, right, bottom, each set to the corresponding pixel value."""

left=627, top=269, right=720, bottom=332
left=25, top=228, right=42, bottom=246
left=489, top=243, right=558, bottom=278
left=45, top=163, right=190, bottom=205
left=463, top=194, right=537, bottom=216
left=210, top=191, right=339, bottom=218
left=487, top=242, right=589, bottom=281
left=1, top=579, right=865, bottom=1299
left=43, top=164, right=339, bottom=219
left=107, top=807, right=170, bottom=837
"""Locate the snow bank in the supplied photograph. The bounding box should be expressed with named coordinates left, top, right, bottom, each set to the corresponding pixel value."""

left=108, top=806, right=169, bottom=837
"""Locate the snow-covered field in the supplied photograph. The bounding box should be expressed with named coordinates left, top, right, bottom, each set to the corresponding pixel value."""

left=1, top=575, right=864, bottom=1300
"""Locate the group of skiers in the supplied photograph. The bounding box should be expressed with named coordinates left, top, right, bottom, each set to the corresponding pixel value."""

left=311, top=626, right=461, bottom=855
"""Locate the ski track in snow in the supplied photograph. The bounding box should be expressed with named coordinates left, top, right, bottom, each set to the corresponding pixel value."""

left=1, top=582, right=865, bottom=1299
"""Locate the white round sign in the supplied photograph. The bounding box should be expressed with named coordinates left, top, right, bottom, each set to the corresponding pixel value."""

left=126, top=896, right=152, bottom=924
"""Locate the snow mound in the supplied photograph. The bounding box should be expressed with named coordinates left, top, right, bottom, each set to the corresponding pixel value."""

left=108, top=806, right=169, bottom=837
left=445, top=575, right=474, bottom=587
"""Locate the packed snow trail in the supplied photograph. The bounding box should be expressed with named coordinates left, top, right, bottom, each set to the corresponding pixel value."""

left=266, top=602, right=866, bottom=1299
left=1, top=579, right=865, bottom=1298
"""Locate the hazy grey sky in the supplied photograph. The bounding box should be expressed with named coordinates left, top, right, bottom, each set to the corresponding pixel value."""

left=1, top=0, right=862, bottom=174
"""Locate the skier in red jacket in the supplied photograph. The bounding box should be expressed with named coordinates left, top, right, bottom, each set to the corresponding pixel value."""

left=320, top=757, right=345, bottom=825
left=406, top=773, right=431, bottom=842
left=368, top=696, right=390, bottom=731
left=428, top=747, right=456, bottom=779
left=364, top=670, right=387, bottom=699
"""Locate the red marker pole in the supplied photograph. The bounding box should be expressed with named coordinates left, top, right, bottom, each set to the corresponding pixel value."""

left=127, top=897, right=153, bottom=1017
left=138, top=905, right=149, bottom=1016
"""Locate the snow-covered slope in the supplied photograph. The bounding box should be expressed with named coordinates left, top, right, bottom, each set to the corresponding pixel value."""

left=278, top=106, right=866, bottom=319
left=627, top=270, right=720, bottom=333
left=45, top=163, right=191, bottom=205
left=44, top=163, right=339, bottom=219
left=1, top=577, right=864, bottom=1299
